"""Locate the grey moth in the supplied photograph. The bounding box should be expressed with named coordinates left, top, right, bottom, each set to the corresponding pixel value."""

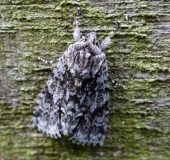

left=32, top=14, right=120, bottom=146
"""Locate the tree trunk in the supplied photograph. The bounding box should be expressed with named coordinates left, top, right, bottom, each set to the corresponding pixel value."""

left=0, top=0, right=170, bottom=159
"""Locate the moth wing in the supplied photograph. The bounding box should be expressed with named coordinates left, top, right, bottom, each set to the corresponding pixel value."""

left=68, top=57, right=109, bottom=146
left=32, top=56, right=69, bottom=138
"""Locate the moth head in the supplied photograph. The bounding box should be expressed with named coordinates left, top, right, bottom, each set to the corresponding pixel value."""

left=85, top=31, right=97, bottom=44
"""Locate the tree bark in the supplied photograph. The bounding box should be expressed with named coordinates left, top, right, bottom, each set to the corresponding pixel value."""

left=0, top=0, right=170, bottom=159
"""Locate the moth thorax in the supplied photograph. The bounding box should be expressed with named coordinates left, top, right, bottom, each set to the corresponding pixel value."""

left=86, top=32, right=97, bottom=44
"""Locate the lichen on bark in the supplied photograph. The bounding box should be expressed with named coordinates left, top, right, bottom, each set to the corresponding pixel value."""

left=0, top=0, right=170, bottom=159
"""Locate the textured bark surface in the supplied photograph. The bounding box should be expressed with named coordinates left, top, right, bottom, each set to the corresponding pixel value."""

left=0, top=0, right=170, bottom=159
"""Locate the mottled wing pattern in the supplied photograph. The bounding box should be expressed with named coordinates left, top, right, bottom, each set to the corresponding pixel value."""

left=32, top=55, right=68, bottom=138
left=32, top=18, right=116, bottom=145
left=68, top=59, right=109, bottom=146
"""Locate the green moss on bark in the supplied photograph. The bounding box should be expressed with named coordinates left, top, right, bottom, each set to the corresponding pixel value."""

left=0, top=0, right=170, bottom=160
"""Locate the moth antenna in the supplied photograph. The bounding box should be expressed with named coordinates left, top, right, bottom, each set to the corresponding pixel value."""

left=101, top=22, right=121, bottom=51
left=112, top=80, right=125, bottom=88
left=73, top=7, right=81, bottom=42
left=38, top=57, right=58, bottom=64
left=76, top=7, right=80, bottom=28
left=108, top=76, right=125, bottom=88
left=109, top=22, right=120, bottom=37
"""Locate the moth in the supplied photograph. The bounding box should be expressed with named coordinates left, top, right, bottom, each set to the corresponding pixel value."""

left=32, top=13, right=120, bottom=146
